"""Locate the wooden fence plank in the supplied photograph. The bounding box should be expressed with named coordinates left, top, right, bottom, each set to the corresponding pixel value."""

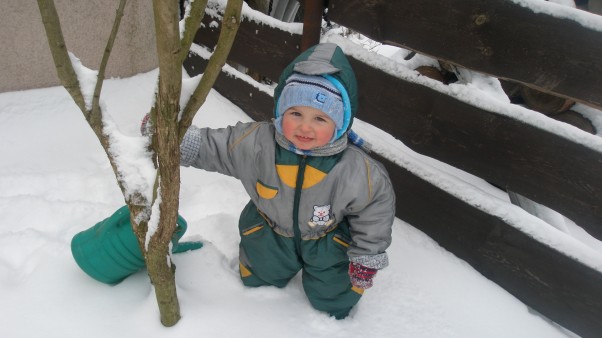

left=193, top=14, right=302, bottom=82
left=373, top=152, right=602, bottom=338
left=348, top=57, right=602, bottom=241
left=328, top=0, right=602, bottom=110
left=191, top=10, right=602, bottom=240
left=186, top=2, right=602, bottom=334
left=184, top=52, right=273, bottom=121
left=300, top=0, right=324, bottom=51
left=183, top=53, right=602, bottom=337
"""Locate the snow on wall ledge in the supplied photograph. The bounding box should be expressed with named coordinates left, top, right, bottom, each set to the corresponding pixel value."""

left=328, top=34, right=602, bottom=153
left=324, top=34, right=602, bottom=273
left=510, top=0, right=602, bottom=32
left=205, top=0, right=303, bottom=34
left=189, top=0, right=602, bottom=273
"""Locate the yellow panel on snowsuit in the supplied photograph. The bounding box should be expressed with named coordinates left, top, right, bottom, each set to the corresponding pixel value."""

left=239, top=262, right=252, bottom=277
left=256, top=180, right=278, bottom=199
left=276, top=164, right=327, bottom=189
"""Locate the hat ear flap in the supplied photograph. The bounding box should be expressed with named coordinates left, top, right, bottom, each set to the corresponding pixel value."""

left=274, top=97, right=284, bottom=135
left=322, top=74, right=352, bottom=139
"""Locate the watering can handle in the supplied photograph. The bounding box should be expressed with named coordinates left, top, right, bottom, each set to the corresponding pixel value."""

left=173, top=241, right=203, bottom=254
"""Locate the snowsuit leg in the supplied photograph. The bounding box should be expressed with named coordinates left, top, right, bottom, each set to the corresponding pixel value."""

left=238, top=201, right=302, bottom=288
left=238, top=201, right=362, bottom=318
left=300, top=221, right=363, bottom=319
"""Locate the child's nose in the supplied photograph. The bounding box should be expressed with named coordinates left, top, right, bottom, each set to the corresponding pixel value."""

left=299, top=121, right=312, bottom=132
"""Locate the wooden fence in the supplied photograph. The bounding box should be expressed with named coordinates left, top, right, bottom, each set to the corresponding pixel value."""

left=184, top=1, right=602, bottom=336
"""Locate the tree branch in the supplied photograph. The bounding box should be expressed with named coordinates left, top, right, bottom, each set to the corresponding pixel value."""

left=92, top=0, right=128, bottom=118
left=153, top=0, right=183, bottom=117
left=37, top=0, right=145, bottom=210
left=36, top=0, right=87, bottom=113
left=178, top=0, right=243, bottom=142
left=179, top=0, right=209, bottom=64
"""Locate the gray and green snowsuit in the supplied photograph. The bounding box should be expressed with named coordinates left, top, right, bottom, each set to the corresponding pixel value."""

left=180, top=43, right=395, bottom=318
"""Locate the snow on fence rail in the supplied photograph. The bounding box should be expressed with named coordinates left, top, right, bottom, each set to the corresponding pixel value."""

left=184, top=1, right=602, bottom=336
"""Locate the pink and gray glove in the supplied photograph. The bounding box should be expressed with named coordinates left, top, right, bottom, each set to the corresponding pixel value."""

left=140, top=113, right=152, bottom=136
left=349, top=262, right=378, bottom=289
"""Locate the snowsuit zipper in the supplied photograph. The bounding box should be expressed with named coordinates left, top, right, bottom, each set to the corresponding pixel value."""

left=292, top=155, right=307, bottom=254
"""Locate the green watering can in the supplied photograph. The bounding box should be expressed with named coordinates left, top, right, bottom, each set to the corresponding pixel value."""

left=71, top=205, right=202, bottom=284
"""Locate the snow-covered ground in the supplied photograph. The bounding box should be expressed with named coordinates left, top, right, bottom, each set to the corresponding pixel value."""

left=2, top=0, right=601, bottom=336
left=0, top=68, right=590, bottom=338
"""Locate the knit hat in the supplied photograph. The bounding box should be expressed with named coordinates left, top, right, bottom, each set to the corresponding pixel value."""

left=275, top=73, right=351, bottom=142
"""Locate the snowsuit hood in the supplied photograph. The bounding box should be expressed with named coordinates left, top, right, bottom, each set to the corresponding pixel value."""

left=273, top=43, right=359, bottom=133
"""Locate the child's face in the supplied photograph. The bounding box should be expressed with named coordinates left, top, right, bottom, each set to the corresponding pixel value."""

left=281, top=106, right=336, bottom=150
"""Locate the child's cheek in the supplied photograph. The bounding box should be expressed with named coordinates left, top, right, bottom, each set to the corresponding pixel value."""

left=281, top=118, right=296, bottom=142
left=315, top=126, right=335, bottom=145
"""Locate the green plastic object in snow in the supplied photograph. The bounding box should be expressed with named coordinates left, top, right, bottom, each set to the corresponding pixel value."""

left=71, top=205, right=202, bottom=284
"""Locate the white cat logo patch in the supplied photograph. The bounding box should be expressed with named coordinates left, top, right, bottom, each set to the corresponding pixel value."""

left=308, top=205, right=335, bottom=228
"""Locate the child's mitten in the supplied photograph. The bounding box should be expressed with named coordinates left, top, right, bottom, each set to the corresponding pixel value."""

left=348, top=262, right=377, bottom=289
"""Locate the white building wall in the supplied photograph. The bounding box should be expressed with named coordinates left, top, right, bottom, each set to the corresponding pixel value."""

left=0, top=0, right=157, bottom=92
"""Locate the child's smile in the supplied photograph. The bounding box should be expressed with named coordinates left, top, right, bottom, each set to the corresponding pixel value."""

left=295, top=134, right=314, bottom=144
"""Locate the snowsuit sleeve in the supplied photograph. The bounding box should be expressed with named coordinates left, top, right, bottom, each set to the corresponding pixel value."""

left=179, top=121, right=267, bottom=180
left=345, top=151, right=395, bottom=270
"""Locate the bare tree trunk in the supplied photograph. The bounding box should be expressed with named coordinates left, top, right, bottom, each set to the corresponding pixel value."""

left=148, top=0, right=183, bottom=326
left=38, top=0, right=243, bottom=327
left=146, top=0, right=242, bottom=325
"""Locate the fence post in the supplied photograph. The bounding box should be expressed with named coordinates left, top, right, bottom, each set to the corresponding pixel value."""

left=301, top=0, right=324, bottom=51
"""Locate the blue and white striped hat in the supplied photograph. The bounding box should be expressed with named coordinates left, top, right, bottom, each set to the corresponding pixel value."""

left=275, top=73, right=351, bottom=142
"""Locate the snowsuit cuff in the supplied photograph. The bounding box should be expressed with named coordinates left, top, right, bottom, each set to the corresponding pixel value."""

left=180, top=126, right=202, bottom=167
left=350, top=252, right=389, bottom=270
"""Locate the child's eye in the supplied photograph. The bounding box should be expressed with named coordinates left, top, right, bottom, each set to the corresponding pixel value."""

left=288, top=111, right=301, bottom=117
left=315, top=117, right=327, bottom=123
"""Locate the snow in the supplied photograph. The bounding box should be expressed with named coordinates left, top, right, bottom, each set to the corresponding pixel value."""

left=146, top=187, right=161, bottom=251
left=511, top=0, right=602, bottom=32
left=181, top=73, right=203, bottom=113
left=316, top=34, right=602, bottom=273
left=0, top=68, right=588, bottom=338
left=351, top=116, right=602, bottom=273
left=327, top=33, right=602, bottom=153
left=2, top=0, right=601, bottom=336
left=103, top=112, right=157, bottom=203
left=69, top=52, right=98, bottom=110
left=205, top=0, right=303, bottom=35
left=189, top=43, right=275, bottom=96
